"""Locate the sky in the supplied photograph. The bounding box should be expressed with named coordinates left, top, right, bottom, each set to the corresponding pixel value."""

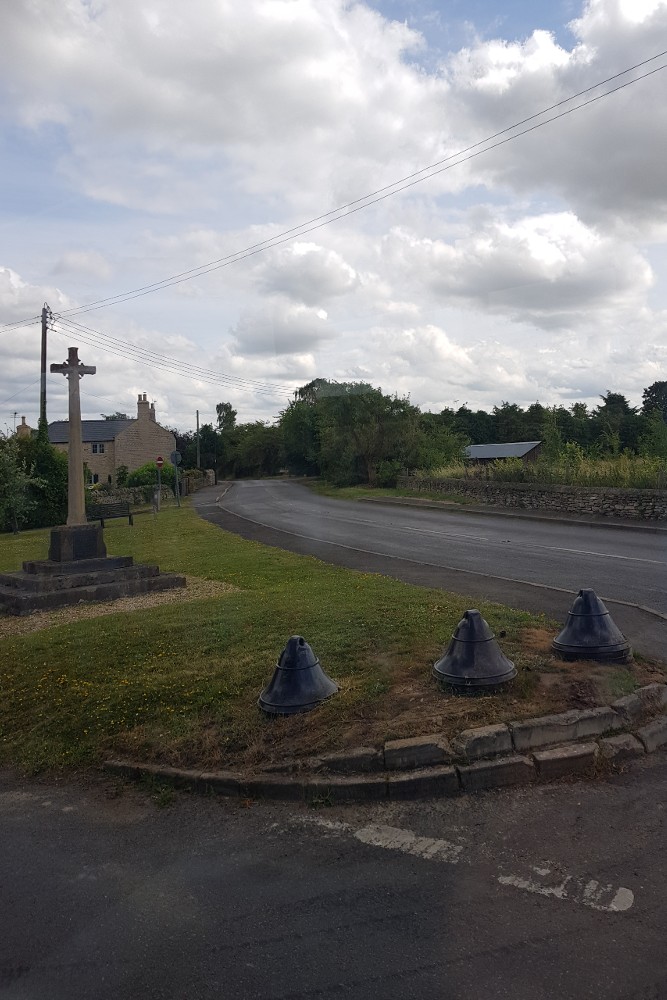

left=1, top=0, right=666, bottom=433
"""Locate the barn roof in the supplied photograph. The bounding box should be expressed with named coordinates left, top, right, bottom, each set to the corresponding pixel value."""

left=464, top=441, right=541, bottom=460
left=48, top=419, right=134, bottom=444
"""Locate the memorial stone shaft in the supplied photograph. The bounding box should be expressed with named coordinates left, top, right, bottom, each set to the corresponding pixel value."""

left=50, top=347, right=96, bottom=526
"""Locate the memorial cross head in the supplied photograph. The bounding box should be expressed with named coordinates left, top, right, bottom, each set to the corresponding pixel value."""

left=50, top=346, right=96, bottom=380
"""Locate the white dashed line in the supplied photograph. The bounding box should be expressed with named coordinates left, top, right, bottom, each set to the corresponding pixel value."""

left=498, top=866, right=634, bottom=912
left=295, top=817, right=634, bottom=912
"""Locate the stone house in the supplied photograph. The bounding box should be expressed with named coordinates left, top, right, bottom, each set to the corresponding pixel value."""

left=48, top=393, right=176, bottom=485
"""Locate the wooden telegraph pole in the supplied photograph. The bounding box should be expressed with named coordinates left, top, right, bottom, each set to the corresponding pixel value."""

left=39, top=303, right=50, bottom=432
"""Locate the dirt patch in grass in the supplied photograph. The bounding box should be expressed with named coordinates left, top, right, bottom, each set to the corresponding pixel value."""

left=110, top=642, right=666, bottom=774
left=0, top=576, right=236, bottom=638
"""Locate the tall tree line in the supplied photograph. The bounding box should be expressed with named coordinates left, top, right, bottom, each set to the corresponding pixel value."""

left=172, top=379, right=667, bottom=487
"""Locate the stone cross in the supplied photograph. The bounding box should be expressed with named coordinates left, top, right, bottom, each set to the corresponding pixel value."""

left=51, top=347, right=96, bottom=526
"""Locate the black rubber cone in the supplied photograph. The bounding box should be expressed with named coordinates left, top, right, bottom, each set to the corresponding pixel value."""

left=433, top=610, right=516, bottom=692
left=258, top=635, right=338, bottom=715
left=552, top=589, right=632, bottom=663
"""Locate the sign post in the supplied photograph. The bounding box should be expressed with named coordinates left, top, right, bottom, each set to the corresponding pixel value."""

left=170, top=451, right=182, bottom=508
left=156, top=455, right=164, bottom=512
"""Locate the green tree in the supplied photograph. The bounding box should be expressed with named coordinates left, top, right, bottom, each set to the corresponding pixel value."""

left=215, top=402, right=237, bottom=432
left=16, top=435, right=67, bottom=528
left=641, top=381, right=667, bottom=421
left=0, top=435, right=44, bottom=533
left=318, top=383, right=421, bottom=486
left=639, top=408, right=667, bottom=459
left=492, top=401, right=525, bottom=442
left=280, top=399, right=320, bottom=475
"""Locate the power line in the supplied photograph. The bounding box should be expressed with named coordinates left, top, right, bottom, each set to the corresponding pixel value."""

left=2, top=47, right=659, bottom=325
left=0, top=377, right=42, bottom=408
left=57, top=315, right=294, bottom=391
left=49, top=318, right=297, bottom=398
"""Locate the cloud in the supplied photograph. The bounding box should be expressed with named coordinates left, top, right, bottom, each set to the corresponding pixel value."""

left=255, top=243, right=358, bottom=306
left=383, top=211, right=653, bottom=328
left=52, top=250, right=112, bottom=281
left=2, top=0, right=667, bottom=430
left=229, top=299, right=333, bottom=356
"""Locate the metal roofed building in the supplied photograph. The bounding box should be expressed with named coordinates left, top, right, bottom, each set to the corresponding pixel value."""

left=48, top=393, right=176, bottom=485
left=464, top=441, right=542, bottom=464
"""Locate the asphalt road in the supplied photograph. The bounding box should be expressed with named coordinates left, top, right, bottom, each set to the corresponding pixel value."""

left=2, top=759, right=667, bottom=1000
left=192, top=481, right=667, bottom=660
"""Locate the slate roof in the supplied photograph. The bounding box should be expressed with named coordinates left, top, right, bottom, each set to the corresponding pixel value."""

left=464, top=441, right=541, bottom=460
left=48, top=419, right=135, bottom=444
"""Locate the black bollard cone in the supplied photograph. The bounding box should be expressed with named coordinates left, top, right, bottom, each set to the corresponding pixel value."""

left=552, top=589, right=632, bottom=663
left=433, top=610, right=516, bottom=692
left=258, top=635, right=338, bottom=715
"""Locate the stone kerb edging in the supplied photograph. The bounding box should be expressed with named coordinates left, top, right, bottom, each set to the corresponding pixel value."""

left=105, top=683, right=667, bottom=802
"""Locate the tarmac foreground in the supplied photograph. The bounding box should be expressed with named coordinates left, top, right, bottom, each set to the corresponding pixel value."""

left=1, top=757, right=666, bottom=1000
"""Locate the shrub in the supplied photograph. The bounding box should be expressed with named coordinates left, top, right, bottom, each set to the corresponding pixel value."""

left=127, top=461, right=175, bottom=488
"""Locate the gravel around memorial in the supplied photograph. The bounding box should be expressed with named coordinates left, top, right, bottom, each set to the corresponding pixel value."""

left=0, top=576, right=235, bottom=638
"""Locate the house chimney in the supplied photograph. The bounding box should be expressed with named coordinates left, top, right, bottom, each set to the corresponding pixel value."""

left=137, top=393, right=150, bottom=421
left=16, top=416, right=32, bottom=439
left=149, top=401, right=156, bottom=422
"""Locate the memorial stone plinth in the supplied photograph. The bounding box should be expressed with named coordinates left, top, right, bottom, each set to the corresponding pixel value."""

left=0, top=345, right=186, bottom=615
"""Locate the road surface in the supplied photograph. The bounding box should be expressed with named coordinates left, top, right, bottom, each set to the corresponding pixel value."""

left=192, top=481, right=667, bottom=659
left=1, top=759, right=666, bottom=999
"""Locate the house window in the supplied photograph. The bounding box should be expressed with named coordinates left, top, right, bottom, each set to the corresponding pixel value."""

left=92, top=443, right=105, bottom=454
left=92, top=474, right=99, bottom=484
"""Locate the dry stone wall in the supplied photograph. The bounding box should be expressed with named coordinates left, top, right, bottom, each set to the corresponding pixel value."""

left=398, top=476, right=667, bottom=521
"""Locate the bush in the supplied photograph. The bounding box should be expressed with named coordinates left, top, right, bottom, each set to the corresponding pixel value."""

left=127, top=461, right=175, bottom=488
left=375, top=460, right=403, bottom=487
left=16, top=437, right=67, bottom=529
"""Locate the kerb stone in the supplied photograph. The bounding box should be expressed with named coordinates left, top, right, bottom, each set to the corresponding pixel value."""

left=320, top=747, right=384, bottom=773
left=451, top=723, right=512, bottom=761
left=304, top=775, right=388, bottom=804
left=598, top=734, right=645, bottom=761
left=457, top=756, right=535, bottom=792
left=387, top=766, right=460, bottom=801
left=533, top=742, right=598, bottom=779
left=511, top=707, right=622, bottom=751
left=636, top=715, right=667, bottom=753
left=612, top=684, right=667, bottom=723
left=384, top=735, right=452, bottom=771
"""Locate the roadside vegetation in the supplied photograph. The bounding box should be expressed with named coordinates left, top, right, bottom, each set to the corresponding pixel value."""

left=3, top=381, right=666, bottom=536
left=421, top=452, right=667, bottom=490
left=1, top=503, right=663, bottom=775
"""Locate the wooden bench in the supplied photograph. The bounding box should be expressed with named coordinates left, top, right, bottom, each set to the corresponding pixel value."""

left=87, top=501, right=134, bottom=527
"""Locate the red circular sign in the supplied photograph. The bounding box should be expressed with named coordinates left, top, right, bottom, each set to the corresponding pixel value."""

left=156, top=456, right=164, bottom=469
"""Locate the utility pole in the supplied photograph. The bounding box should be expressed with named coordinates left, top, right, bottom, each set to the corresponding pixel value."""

left=39, top=303, right=50, bottom=433
left=196, top=409, right=200, bottom=469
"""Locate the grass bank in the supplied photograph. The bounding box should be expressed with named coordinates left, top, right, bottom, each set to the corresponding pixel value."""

left=305, top=481, right=471, bottom=504
left=1, top=504, right=662, bottom=774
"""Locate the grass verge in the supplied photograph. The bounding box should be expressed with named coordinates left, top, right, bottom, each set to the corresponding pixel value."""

left=1, top=503, right=663, bottom=774
left=304, top=481, right=471, bottom=504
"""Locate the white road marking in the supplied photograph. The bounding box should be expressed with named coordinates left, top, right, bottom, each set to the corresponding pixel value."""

left=295, top=818, right=634, bottom=913
left=497, top=866, right=634, bottom=912
left=353, top=824, right=464, bottom=864
left=535, top=544, right=664, bottom=566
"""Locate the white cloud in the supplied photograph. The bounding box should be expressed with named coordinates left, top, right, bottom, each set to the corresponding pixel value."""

left=230, top=299, right=334, bottom=356
left=2, top=0, right=667, bottom=429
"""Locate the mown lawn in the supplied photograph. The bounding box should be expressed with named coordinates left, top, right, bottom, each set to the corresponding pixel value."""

left=1, top=503, right=658, bottom=774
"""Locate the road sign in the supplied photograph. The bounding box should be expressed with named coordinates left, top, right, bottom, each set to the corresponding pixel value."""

left=170, top=450, right=182, bottom=466
left=156, top=456, right=164, bottom=469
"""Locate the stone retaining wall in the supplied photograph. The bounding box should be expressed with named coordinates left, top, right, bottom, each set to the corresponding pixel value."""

left=398, top=476, right=667, bottom=521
